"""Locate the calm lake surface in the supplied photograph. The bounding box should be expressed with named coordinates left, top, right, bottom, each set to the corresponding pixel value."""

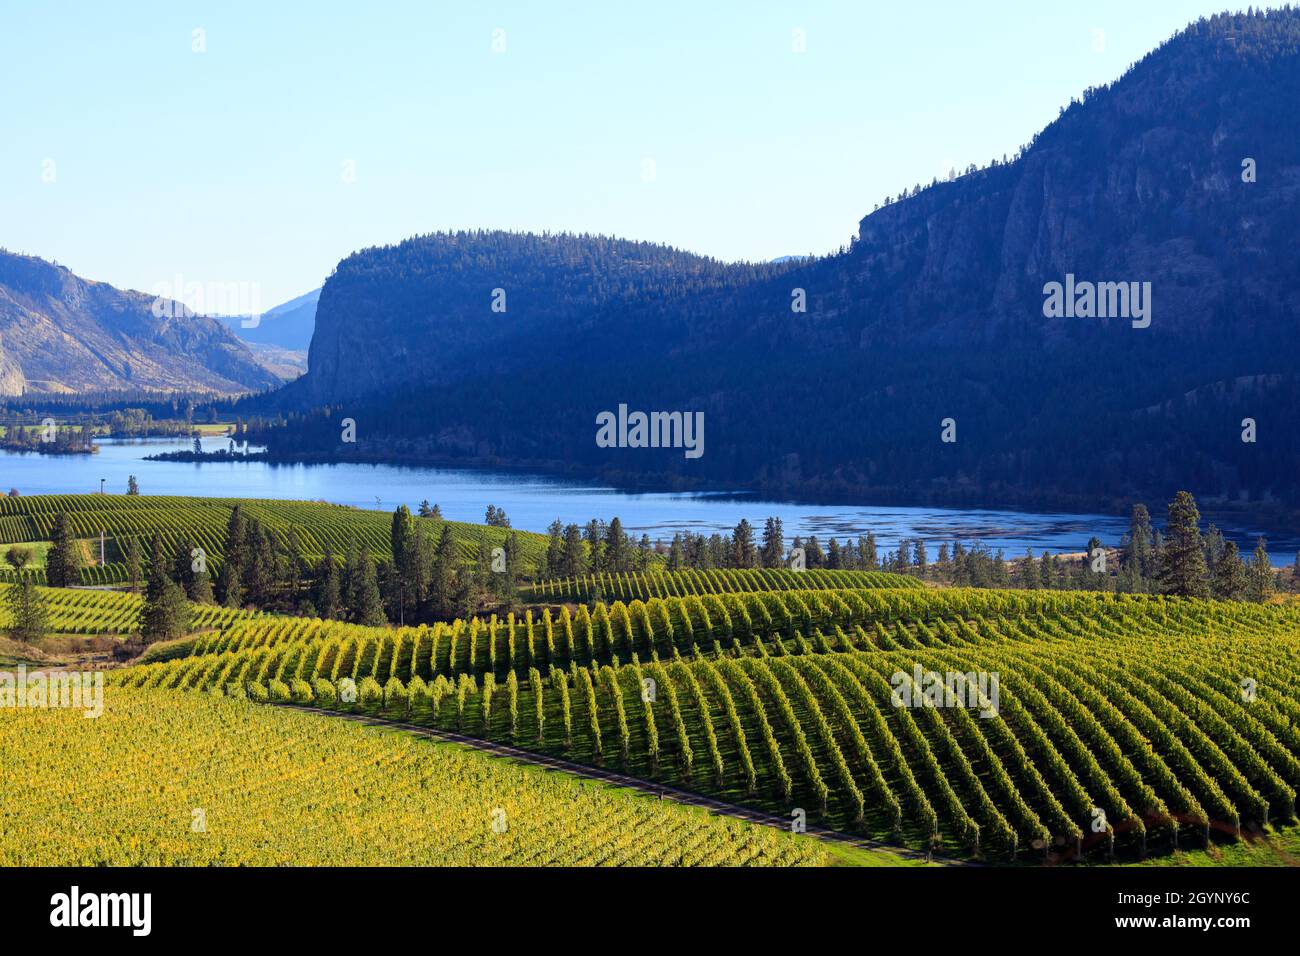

left=1, top=437, right=1295, bottom=561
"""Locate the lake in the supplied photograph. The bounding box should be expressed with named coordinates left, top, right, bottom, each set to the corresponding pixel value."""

left=1, top=437, right=1294, bottom=561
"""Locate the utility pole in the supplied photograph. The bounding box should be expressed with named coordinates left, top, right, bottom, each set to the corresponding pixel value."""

left=99, top=478, right=105, bottom=495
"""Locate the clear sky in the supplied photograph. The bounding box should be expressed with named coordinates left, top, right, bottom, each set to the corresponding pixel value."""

left=0, top=0, right=1244, bottom=308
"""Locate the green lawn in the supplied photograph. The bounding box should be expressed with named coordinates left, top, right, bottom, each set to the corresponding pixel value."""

left=0, top=540, right=52, bottom=569
left=1132, top=826, right=1300, bottom=867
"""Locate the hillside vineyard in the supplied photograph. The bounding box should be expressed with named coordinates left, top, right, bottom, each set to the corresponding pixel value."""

left=0, top=689, right=826, bottom=866
left=112, top=581, right=1300, bottom=862
left=0, top=495, right=546, bottom=586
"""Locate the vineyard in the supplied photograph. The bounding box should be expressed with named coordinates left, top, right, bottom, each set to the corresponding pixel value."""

left=0, top=689, right=829, bottom=865
left=0, top=584, right=263, bottom=636
left=522, top=568, right=921, bottom=602
left=0, top=494, right=547, bottom=584
left=111, top=585, right=1300, bottom=862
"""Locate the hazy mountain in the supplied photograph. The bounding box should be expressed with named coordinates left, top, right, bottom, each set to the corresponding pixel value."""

left=242, top=341, right=308, bottom=380
left=0, top=250, right=282, bottom=396
left=254, top=9, right=1300, bottom=515
left=216, top=287, right=319, bottom=352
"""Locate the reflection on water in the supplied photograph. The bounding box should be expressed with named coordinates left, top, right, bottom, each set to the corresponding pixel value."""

left=0, top=437, right=1293, bottom=561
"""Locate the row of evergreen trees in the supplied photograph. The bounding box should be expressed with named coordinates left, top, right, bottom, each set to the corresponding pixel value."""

left=25, top=489, right=1293, bottom=650
left=539, top=517, right=656, bottom=577
left=535, top=495, right=1289, bottom=602
left=136, top=503, right=535, bottom=638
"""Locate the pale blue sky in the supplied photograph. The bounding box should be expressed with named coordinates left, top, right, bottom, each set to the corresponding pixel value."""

left=0, top=0, right=1242, bottom=307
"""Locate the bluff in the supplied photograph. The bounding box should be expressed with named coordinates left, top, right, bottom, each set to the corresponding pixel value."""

left=262, top=9, right=1300, bottom=514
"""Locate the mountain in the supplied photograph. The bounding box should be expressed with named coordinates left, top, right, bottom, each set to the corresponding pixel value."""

left=251, top=9, right=1300, bottom=516
left=241, top=341, right=308, bottom=380
left=216, top=287, right=319, bottom=352
left=0, top=250, right=282, bottom=396
left=293, top=234, right=773, bottom=405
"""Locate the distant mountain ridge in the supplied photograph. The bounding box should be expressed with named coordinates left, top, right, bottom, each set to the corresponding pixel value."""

left=250, top=9, right=1300, bottom=515
left=0, top=250, right=282, bottom=395
left=216, top=287, right=319, bottom=352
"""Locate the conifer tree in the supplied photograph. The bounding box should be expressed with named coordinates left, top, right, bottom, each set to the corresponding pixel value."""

left=1125, top=504, right=1154, bottom=582
left=1212, top=541, right=1249, bottom=601
left=1020, top=550, right=1038, bottom=589
left=544, top=519, right=564, bottom=576
left=124, top=536, right=143, bottom=595
left=44, top=512, right=82, bottom=588
left=4, top=577, right=48, bottom=642
left=668, top=533, right=684, bottom=571
left=761, top=517, right=784, bottom=568
left=217, top=506, right=248, bottom=607
left=605, top=518, right=630, bottom=573
left=1248, top=537, right=1274, bottom=602
left=313, top=548, right=343, bottom=620
left=140, top=532, right=190, bottom=642
left=862, top=533, right=878, bottom=570
left=732, top=519, right=757, bottom=569
left=584, top=520, right=605, bottom=573
left=348, top=548, right=387, bottom=626
left=428, top=526, right=456, bottom=619
left=1160, top=491, right=1209, bottom=598
left=561, top=524, right=586, bottom=576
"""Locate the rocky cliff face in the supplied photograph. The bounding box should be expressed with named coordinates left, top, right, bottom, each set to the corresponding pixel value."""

left=263, top=9, right=1300, bottom=512
left=297, top=232, right=751, bottom=405
left=842, top=10, right=1300, bottom=353
left=0, top=251, right=282, bottom=395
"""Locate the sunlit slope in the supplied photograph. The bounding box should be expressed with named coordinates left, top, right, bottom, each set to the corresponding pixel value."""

left=0, top=688, right=829, bottom=866
left=116, top=588, right=1300, bottom=861
left=0, top=494, right=546, bottom=584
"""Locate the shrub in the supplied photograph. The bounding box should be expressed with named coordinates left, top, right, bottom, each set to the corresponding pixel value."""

left=290, top=679, right=314, bottom=704
left=268, top=679, right=291, bottom=703
left=358, top=676, right=383, bottom=714
left=406, top=675, right=431, bottom=721
left=224, top=682, right=247, bottom=700
left=312, top=678, right=337, bottom=707
left=246, top=681, right=269, bottom=703
left=382, top=677, right=408, bottom=718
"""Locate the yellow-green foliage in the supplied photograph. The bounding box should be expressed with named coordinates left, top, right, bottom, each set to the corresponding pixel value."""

left=0, top=494, right=547, bottom=584
left=0, top=583, right=262, bottom=636
left=523, top=567, right=922, bottom=602
left=126, top=587, right=1300, bottom=862
left=0, top=688, right=827, bottom=866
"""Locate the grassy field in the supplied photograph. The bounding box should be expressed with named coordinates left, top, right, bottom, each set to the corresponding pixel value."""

left=0, top=539, right=52, bottom=569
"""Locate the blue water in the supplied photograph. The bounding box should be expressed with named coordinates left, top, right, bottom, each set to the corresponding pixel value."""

left=0, top=437, right=1293, bottom=562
